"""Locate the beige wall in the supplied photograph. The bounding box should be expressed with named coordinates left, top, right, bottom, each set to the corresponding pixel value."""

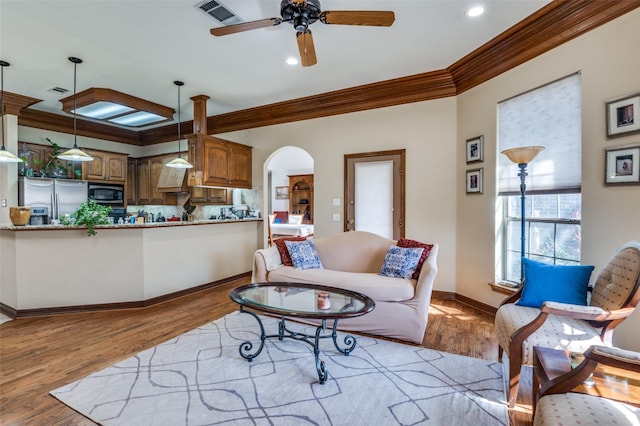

left=222, top=98, right=459, bottom=293
left=456, top=9, right=640, bottom=351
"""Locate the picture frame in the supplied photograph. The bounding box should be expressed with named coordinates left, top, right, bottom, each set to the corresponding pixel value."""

left=275, top=186, right=289, bottom=199
left=606, top=93, right=640, bottom=139
left=605, top=145, right=640, bottom=185
left=466, top=168, right=483, bottom=194
left=466, top=135, right=484, bottom=163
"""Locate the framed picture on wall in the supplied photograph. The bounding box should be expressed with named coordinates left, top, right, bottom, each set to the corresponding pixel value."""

left=275, top=186, right=289, bottom=199
left=605, top=145, right=640, bottom=185
left=466, top=136, right=484, bottom=163
left=466, top=168, right=483, bottom=194
left=606, top=93, right=640, bottom=139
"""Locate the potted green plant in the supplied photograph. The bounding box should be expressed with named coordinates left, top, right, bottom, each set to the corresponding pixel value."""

left=61, top=200, right=111, bottom=236
left=33, top=138, right=82, bottom=179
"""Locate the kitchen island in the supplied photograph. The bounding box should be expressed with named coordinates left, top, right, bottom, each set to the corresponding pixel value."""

left=0, top=218, right=261, bottom=316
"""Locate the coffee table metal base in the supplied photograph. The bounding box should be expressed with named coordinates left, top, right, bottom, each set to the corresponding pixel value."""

left=238, top=306, right=357, bottom=384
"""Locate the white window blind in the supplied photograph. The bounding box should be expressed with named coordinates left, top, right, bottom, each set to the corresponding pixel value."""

left=498, top=73, right=582, bottom=195
left=355, top=160, right=393, bottom=239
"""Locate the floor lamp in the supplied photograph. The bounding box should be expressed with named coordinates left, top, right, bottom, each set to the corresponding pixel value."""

left=501, top=146, right=545, bottom=283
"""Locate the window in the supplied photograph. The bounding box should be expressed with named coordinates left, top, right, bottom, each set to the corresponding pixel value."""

left=498, top=73, right=582, bottom=284
left=503, top=193, right=582, bottom=283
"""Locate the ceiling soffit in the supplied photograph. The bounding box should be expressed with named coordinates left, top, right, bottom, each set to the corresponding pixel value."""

left=15, top=0, right=640, bottom=147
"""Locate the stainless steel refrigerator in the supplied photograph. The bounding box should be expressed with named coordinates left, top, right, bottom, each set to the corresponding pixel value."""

left=19, top=177, right=88, bottom=222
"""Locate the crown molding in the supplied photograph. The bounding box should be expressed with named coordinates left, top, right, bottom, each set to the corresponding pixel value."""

left=18, top=109, right=141, bottom=145
left=15, top=0, right=640, bottom=145
left=2, top=91, right=41, bottom=115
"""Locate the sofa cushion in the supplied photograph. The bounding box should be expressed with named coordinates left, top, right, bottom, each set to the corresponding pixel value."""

left=516, top=258, right=594, bottom=308
left=285, top=240, right=323, bottom=270
left=313, top=231, right=394, bottom=273
left=380, top=245, right=424, bottom=279
left=267, top=266, right=415, bottom=302
left=275, top=237, right=307, bottom=266
left=397, top=238, right=434, bottom=279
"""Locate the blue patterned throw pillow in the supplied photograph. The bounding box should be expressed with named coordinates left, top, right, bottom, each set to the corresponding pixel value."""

left=379, top=245, right=425, bottom=279
left=284, top=240, right=323, bottom=270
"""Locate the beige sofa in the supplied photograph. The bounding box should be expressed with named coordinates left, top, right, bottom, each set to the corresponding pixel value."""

left=252, top=231, right=439, bottom=344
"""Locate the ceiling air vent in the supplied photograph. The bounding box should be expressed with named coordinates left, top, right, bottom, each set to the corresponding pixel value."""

left=48, top=86, right=69, bottom=94
left=195, top=0, right=242, bottom=25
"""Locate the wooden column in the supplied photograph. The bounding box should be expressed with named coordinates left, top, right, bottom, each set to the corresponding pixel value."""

left=191, top=95, right=210, bottom=135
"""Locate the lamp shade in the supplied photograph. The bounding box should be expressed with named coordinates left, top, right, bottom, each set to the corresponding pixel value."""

left=0, top=146, right=23, bottom=163
left=166, top=155, right=193, bottom=169
left=501, top=146, right=545, bottom=164
left=57, top=146, right=94, bottom=162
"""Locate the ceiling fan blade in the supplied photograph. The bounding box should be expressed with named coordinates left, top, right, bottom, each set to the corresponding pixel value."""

left=296, top=30, right=317, bottom=67
left=210, top=18, right=282, bottom=36
left=320, top=11, right=395, bottom=27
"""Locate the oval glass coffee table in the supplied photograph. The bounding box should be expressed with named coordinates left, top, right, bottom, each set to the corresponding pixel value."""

left=229, top=282, right=375, bottom=384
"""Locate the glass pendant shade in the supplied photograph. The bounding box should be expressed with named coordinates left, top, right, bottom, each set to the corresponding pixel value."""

left=501, top=146, right=545, bottom=164
left=166, top=80, right=193, bottom=169
left=0, top=60, right=22, bottom=163
left=166, top=155, right=193, bottom=169
left=60, top=57, right=93, bottom=162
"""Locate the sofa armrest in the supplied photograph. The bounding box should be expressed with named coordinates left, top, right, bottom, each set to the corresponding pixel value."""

left=413, top=243, right=439, bottom=307
left=252, top=246, right=283, bottom=283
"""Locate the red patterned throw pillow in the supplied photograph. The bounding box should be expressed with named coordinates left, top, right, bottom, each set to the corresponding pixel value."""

left=275, top=237, right=307, bottom=266
left=397, top=238, right=434, bottom=279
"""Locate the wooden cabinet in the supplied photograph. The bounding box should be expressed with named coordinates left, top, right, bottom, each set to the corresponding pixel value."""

left=187, top=134, right=252, bottom=189
left=289, top=174, right=313, bottom=224
left=134, top=154, right=178, bottom=206
left=81, top=149, right=127, bottom=182
left=190, top=187, right=232, bottom=205
left=126, top=158, right=137, bottom=205
left=19, top=142, right=76, bottom=178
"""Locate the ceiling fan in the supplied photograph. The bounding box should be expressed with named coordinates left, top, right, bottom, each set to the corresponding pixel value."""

left=210, top=0, right=395, bottom=67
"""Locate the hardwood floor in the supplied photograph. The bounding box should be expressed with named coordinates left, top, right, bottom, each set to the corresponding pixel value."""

left=0, top=279, right=533, bottom=425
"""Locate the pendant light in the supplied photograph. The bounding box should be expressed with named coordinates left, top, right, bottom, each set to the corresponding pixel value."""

left=58, top=57, right=93, bottom=162
left=166, top=80, right=193, bottom=169
left=0, top=60, right=23, bottom=163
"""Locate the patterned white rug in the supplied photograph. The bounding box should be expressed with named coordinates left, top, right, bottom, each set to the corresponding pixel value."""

left=51, top=311, right=507, bottom=425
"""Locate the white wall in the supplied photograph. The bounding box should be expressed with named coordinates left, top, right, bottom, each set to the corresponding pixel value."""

left=456, top=9, right=640, bottom=350
left=221, top=98, right=459, bottom=293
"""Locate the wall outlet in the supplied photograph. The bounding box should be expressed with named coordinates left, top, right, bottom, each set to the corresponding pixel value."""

left=332, top=197, right=340, bottom=206
left=1, top=199, right=7, bottom=208
left=332, top=213, right=340, bottom=221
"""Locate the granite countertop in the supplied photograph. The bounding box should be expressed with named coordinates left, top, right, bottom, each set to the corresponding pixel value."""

left=0, top=217, right=261, bottom=231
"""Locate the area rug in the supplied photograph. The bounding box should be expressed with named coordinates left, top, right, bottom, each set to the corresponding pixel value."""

left=51, top=311, right=507, bottom=425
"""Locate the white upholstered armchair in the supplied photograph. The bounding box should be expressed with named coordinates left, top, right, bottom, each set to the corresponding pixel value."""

left=495, top=241, right=640, bottom=407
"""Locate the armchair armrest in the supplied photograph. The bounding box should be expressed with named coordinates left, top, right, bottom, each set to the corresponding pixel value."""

left=499, top=286, right=523, bottom=307
left=538, top=345, right=640, bottom=401
left=541, top=302, right=636, bottom=322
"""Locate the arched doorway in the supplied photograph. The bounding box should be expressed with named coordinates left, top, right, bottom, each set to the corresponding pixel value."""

left=262, top=146, right=314, bottom=247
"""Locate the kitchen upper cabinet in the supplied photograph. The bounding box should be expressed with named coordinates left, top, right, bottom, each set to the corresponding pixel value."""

left=82, top=149, right=127, bottom=182
left=187, top=134, right=252, bottom=189
left=135, top=154, right=177, bottom=206
left=126, top=158, right=137, bottom=205
left=190, top=186, right=232, bottom=205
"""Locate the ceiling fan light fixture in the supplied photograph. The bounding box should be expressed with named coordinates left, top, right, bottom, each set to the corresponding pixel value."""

left=286, top=57, right=299, bottom=65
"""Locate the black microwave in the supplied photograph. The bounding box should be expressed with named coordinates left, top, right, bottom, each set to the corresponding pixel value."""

left=88, top=182, right=125, bottom=206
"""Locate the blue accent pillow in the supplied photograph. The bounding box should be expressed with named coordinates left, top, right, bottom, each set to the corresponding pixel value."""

left=284, top=239, right=323, bottom=270
left=516, top=258, right=595, bottom=308
left=379, top=245, right=425, bottom=279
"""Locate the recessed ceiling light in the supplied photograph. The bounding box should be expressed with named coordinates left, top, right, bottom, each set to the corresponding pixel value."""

left=286, top=57, right=299, bottom=66
left=466, top=6, right=485, bottom=18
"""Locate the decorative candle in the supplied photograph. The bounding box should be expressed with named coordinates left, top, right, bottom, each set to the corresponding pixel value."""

left=317, top=292, right=331, bottom=310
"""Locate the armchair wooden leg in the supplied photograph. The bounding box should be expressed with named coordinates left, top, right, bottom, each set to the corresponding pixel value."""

left=507, top=364, right=521, bottom=408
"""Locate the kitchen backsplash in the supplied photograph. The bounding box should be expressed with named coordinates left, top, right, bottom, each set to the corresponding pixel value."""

left=127, top=188, right=263, bottom=221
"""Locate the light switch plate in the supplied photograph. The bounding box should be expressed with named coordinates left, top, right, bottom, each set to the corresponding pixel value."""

left=332, top=213, right=340, bottom=221
left=332, top=197, right=340, bottom=206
